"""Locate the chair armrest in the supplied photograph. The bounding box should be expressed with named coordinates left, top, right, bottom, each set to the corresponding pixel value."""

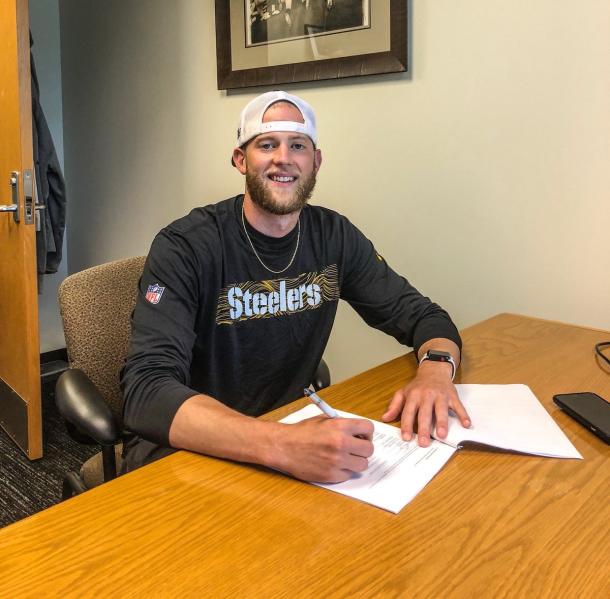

left=55, top=368, right=120, bottom=445
left=311, top=359, right=331, bottom=391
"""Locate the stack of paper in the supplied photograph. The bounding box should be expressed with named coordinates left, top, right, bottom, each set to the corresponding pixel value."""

left=280, top=384, right=582, bottom=514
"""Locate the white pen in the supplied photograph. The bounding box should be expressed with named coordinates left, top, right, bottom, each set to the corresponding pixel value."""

left=303, top=388, right=338, bottom=418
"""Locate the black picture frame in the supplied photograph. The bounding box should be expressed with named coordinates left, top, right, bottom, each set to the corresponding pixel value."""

left=215, top=1, right=407, bottom=90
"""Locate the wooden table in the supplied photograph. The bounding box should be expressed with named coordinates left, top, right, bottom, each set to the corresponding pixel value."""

left=1, top=314, right=609, bottom=598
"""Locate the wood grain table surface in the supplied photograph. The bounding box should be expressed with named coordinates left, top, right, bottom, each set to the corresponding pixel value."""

left=1, top=313, right=609, bottom=598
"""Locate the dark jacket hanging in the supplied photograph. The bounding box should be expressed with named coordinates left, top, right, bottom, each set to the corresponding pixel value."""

left=31, top=33, right=66, bottom=280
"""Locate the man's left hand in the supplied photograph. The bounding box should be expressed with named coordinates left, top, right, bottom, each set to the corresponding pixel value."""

left=381, top=360, right=470, bottom=447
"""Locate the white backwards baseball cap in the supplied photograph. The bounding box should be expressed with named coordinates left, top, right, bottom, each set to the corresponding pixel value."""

left=236, top=91, right=318, bottom=148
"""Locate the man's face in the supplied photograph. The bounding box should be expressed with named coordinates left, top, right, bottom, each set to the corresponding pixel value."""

left=233, top=102, right=322, bottom=216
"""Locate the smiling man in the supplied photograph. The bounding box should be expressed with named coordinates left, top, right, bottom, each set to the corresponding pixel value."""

left=121, top=91, right=469, bottom=481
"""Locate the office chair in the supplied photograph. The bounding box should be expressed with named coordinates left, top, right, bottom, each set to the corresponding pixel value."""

left=56, top=256, right=331, bottom=499
left=56, top=256, right=147, bottom=498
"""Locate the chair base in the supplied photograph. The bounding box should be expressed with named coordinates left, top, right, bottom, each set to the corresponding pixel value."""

left=62, top=471, right=88, bottom=499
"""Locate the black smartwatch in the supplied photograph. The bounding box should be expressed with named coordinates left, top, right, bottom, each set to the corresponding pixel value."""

left=419, top=349, right=456, bottom=381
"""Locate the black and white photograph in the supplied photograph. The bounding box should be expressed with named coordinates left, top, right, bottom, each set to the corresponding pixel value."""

left=216, top=0, right=407, bottom=90
left=246, top=0, right=370, bottom=47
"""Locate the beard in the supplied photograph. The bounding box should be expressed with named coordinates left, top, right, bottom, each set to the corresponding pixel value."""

left=246, top=169, right=317, bottom=216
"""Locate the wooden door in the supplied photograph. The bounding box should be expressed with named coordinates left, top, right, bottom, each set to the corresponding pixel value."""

left=0, top=0, right=42, bottom=459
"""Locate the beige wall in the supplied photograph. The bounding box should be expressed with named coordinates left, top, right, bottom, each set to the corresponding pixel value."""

left=60, top=0, right=610, bottom=382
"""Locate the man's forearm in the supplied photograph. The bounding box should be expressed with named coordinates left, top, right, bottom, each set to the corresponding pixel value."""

left=168, top=394, right=283, bottom=468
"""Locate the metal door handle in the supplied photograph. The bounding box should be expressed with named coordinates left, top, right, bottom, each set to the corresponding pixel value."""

left=0, top=203, right=44, bottom=217
left=1, top=173, right=20, bottom=222
left=1, top=171, right=39, bottom=224
left=0, top=204, right=44, bottom=211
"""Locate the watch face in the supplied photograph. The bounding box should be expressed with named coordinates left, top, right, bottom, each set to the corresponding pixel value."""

left=427, top=350, right=452, bottom=361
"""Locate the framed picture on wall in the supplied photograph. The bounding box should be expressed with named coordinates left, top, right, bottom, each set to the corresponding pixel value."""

left=215, top=0, right=407, bottom=90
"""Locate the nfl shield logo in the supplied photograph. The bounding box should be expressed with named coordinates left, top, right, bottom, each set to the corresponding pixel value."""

left=145, top=283, right=165, bottom=305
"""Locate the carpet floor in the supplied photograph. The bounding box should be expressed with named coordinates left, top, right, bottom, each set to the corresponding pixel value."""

left=0, top=382, right=98, bottom=528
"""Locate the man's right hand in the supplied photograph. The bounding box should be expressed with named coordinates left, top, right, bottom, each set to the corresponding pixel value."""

left=169, top=395, right=374, bottom=485
left=270, top=415, right=375, bottom=483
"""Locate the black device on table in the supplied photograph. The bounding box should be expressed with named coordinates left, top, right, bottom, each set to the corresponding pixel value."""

left=553, top=392, right=610, bottom=444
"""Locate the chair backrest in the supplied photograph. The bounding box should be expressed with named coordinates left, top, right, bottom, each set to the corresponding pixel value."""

left=58, top=256, right=146, bottom=422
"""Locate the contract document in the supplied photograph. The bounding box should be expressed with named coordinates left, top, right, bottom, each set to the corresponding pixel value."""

left=438, top=384, right=583, bottom=458
left=281, top=404, right=456, bottom=513
left=281, top=384, right=581, bottom=513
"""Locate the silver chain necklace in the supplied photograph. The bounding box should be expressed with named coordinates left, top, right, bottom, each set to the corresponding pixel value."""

left=241, top=202, right=301, bottom=275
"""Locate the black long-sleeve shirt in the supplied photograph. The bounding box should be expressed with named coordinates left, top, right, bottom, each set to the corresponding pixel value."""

left=121, top=196, right=461, bottom=470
